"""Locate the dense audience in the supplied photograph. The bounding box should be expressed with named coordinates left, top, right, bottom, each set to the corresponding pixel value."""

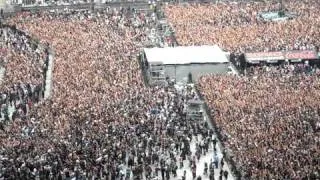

left=198, top=63, right=320, bottom=179
left=165, top=0, right=320, bottom=53
left=0, top=9, right=230, bottom=180
left=1, top=1, right=318, bottom=179
left=10, top=0, right=151, bottom=6
left=167, top=1, right=320, bottom=178
left=0, top=25, right=47, bottom=125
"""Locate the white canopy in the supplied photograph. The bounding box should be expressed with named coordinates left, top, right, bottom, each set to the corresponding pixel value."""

left=144, top=45, right=229, bottom=65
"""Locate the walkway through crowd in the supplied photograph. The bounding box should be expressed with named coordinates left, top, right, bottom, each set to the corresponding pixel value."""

left=44, top=50, right=54, bottom=99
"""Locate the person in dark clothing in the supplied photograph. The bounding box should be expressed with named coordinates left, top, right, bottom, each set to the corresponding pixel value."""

left=0, top=121, right=4, bottom=131
left=204, top=162, right=208, bottom=175
left=165, top=166, right=170, bottom=180
left=128, top=156, right=134, bottom=167
left=212, top=137, right=217, bottom=150
left=192, top=166, right=197, bottom=179
left=224, top=170, right=229, bottom=179
left=181, top=170, right=186, bottom=180
left=209, top=162, right=215, bottom=180
left=221, top=158, right=224, bottom=169
left=161, top=166, right=165, bottom=180
left=210, top=172, right=215, bottom=180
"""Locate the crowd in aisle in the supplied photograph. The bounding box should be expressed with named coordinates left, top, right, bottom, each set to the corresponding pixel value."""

left=198, top=63, right=320, bottom=179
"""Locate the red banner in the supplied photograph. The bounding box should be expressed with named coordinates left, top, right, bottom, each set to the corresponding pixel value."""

left=285, top=50, right=317, bottom=60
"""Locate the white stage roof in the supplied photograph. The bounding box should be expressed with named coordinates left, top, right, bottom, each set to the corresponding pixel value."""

left=144, top=45, right=229, bottom=65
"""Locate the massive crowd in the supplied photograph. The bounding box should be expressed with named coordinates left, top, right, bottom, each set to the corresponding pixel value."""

left=0, top=0, right=318, bottom=179
left=9, top=0, right=151, bottom=6
left=198, top=64, right=320, bottom=179
left=0, top=9, right=232, bottom=180
left=165, top=0, right=320, bottom=53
